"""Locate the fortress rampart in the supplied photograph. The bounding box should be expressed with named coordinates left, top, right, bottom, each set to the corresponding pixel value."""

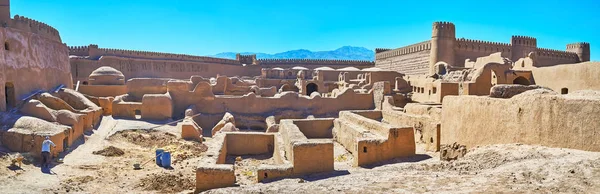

left=256, top=58, right=374, bottom=69
left=374, top=41, right=432, bottom=75
left=68, top=44, right=240, bottom=65
left=69, top=44, right=376, bottom=83
left=6, top=15, right=61, bottom=42
left=0, top=0, right=61, bottom=43
left=375, top=22, right=591, bottom=75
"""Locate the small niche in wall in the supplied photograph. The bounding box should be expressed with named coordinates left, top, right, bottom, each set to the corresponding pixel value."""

left=561, top=88, right=568, bottom=94
left=4, top=42, right=9, bottom=51
left=5, top=82, right=16, bottom=109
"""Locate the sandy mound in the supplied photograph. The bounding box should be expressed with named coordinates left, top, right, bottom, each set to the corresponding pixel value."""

left=138, top=172, right=195, bottom=193
left=53, top=175, right=96, bottom=193
left=92, top=146, right=124, bottom=157
left=113, top=130, right=178, bottom=147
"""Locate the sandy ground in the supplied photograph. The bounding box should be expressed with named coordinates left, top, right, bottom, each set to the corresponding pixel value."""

left=0, top=116, right=599, bottom=193
left=206, top=144, right=600, bottom=193
left=0, top=116, right=202, bottom=194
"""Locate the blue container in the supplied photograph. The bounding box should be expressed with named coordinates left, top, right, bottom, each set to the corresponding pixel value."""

left=161, top=151, right=171, bottom=168
left=155, top=149, right=164, bottom=166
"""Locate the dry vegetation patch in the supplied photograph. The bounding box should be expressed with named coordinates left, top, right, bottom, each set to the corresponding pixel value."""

left=138, top=172, right=195, bottom=193
left=92, top=146, right=125, bottom=157
left=110, top=129, right=208, bottom=164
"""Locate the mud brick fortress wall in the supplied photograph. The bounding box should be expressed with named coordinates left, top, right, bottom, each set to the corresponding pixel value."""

left=69, top=46, right=375, bottom=83
left=256, top=58, right=374, bottom=69
left=0, top=0, right=71, bottom=112
left=69, top=45, right=262, bottom=83
left=375, top=22, right=590, bottom=75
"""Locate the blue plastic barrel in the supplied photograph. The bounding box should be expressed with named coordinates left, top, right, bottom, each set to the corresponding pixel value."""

left=155, top=149, right=164, bottom=166
left=161, top=151, right=171, bottom=168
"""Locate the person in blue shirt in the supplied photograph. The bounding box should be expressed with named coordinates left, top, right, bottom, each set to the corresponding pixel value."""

left=41, top=136, right=56, bottom=168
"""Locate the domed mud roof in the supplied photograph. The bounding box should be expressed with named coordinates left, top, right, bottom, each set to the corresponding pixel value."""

left=337, top=67, right=360, bottom=71
left=90, top=66, right=124, bottom=77
left=315, top=66, right=334, bottom=70
left=292, top=66, right=309, bottom=70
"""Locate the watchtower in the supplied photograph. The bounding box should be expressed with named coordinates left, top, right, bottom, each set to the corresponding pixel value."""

left=566, top=42, right=590, bottom=62
left=430, top=21, right=456, bottom=74
left=511, top=36, right=537, bottom=61
left=236, top=53, right=257, bottom=65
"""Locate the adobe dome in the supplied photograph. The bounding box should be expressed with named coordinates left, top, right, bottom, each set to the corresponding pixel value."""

left=338, top=67, right=360, bottom=71
left=291, top=66, right=308, bottom=70
left=90, top=66, right=124, bottom=77
left=88, top=66, right=125, bottom=85
left=315, top=66, right=334, bottom=71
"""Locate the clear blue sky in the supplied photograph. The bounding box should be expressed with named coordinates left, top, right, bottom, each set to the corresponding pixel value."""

left=11, top=0, right=600, bottom=61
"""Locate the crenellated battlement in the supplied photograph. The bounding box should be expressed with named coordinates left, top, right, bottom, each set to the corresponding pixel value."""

left=7, top=15, right=61, bottom=42
left=456, top=38, right=511, bottom=47
left=566, top=42, right=590, bottom=49
left=236, top=53, right=257, bottom=65
left=432, top=21, right=455, bottom=28
left=455, top=38, right=511, bottom=52
left=511, top=35, right=537, bottom=47
left=257, top=58, right=374, bottom=66
left=68, top=44, right=241, bottom=65
left=376, top=40, right=431, bottom=59
left=536, top=48, right=579, bottom=59
left=432, top=21, right=455, bottom=38
left=375, top=48, right=391, bottom=53
left=376, top=21, right=589, bottom=73
left=67, top=45, right=91, bottom=56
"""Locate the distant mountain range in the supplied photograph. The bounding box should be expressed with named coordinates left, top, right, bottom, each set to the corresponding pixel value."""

left=210, top=46, right=374, bottom=61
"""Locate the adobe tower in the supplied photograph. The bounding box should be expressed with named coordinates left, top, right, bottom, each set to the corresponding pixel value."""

left=510, top=36, right=537, bottom=61
left=566, top=42, right=591, bottom=62
left=429, top=21, right=456, bottom=74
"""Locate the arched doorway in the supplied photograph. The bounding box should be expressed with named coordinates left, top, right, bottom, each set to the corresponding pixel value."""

left=513, top=76, right=530, bottom=85
left=306, top=83, right=318, bottom=96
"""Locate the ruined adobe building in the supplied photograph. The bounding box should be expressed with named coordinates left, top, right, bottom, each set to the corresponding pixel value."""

left=375, top=22, right=590, bottom=75
left=0, top=0, right=598, bottom=192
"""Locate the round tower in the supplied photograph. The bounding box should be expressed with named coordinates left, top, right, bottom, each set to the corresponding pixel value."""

left=566, top=42, right=590, bottom=62
left=430, top=21, right=456, bottom=74
left=510, top=36, right=537, bottom=61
